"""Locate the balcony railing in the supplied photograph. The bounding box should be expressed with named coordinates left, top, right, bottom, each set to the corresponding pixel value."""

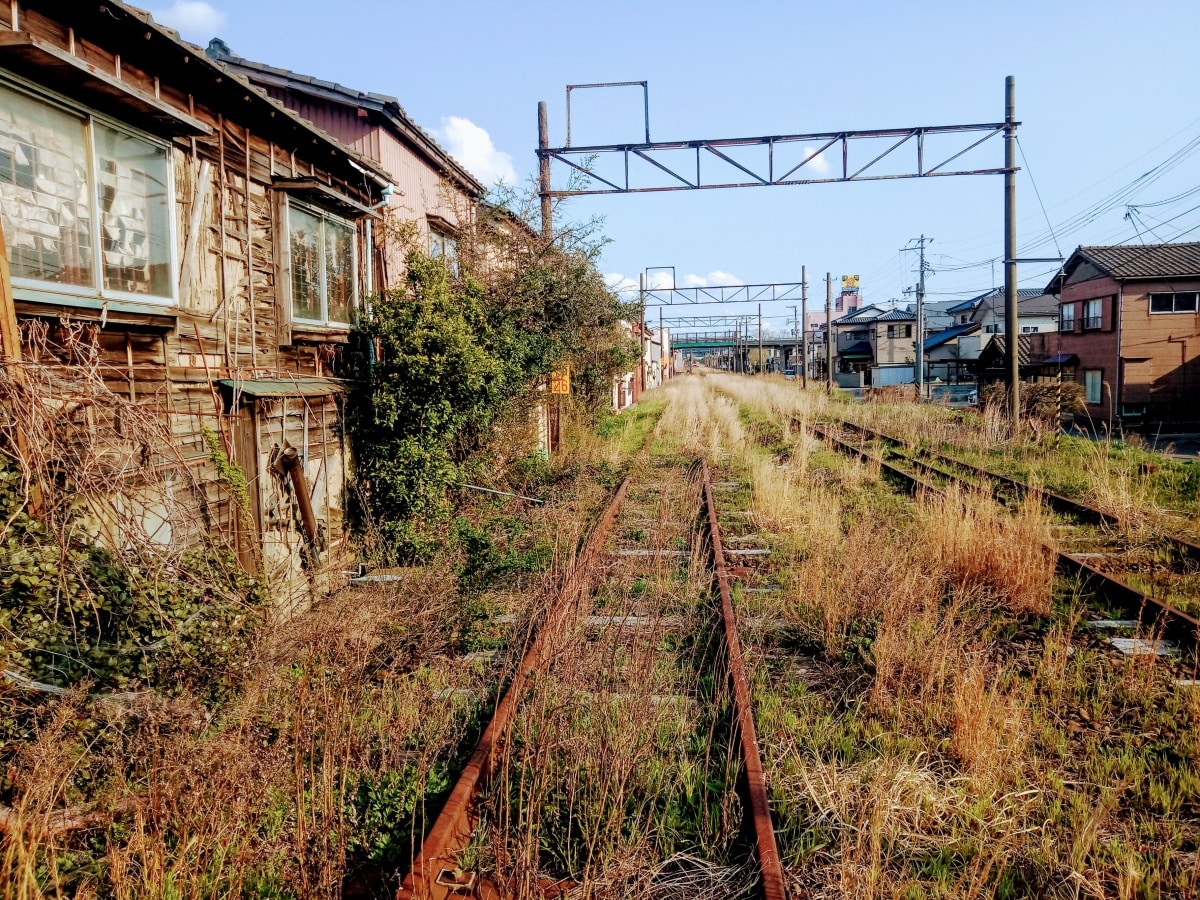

left=1083, top=316, right=1102, bottom=330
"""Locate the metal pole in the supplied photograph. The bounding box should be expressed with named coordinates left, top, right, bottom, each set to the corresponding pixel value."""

left=757, top=303, right=763, bottom=375
left=916, top=234, right=926, bottom=399
left=538, top=101, right=552, bottom=240
left=659, top=306, right=664, bottom=381
left=639, top=273, right=646, bottom=396
left=825, top=272, right=833, bottom=394
left=801, top=265, right=808, bottom=389
left=1004, top=75, right=1019, bottom=429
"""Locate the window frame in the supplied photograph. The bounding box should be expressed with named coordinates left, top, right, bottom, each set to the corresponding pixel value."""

left=285, top=195, right=359, bottom=329
left=1148, top=291, right=1200, bottom=314
left=0, top=73, right=178, bottom=307
left=1083, top=369, right=1102, bottom=405
left=1059, top=302, right=1076, bottom=332
left=1083, top=297, right=1103, bottom=330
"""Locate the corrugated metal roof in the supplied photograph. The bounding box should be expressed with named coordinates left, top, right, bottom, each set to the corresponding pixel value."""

left=217, top=377, right=347, bottom=401
left=1074, top=243, right=1200, bottom=280
left=923, top=322, right=980, bottom=351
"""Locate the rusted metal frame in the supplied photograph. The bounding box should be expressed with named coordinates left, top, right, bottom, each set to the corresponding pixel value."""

left=397, top=475, right=633, bottom=900
left=543, top=167, right=1012, bottom=196
left=773, top=134, right=840, bottom=183
left=703, top=144, right=769, bottom=185
left=544, top=150, right=625, bottom=193
left=847, top=131, right=914, bottom=180
left=812, top=423, right=1200, bottom=654
left=701, top=461, right=788, bottom=900
left=565, top=81, right=649, bottom=148
left=631, top=147, right=696, bottom=187
left=550, top=122, right=1007, bottom=156
left=923, top=126, right=1004, bottom=175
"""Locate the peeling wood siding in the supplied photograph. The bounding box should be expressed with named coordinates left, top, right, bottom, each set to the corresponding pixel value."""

left=3, top=4, right=379, bottom=608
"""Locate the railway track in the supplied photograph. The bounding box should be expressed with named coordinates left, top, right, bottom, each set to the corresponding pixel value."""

left=397, top=457, right=787, bottom=899
left=809, top=419, right=1200, bottom=653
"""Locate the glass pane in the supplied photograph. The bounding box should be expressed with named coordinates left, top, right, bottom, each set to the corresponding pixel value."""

left=288, top=204, right=322, bottom=321
left=94, top=123, right=172, bottom=298
left=1176, top=293, right=1198, bottom=312
left=325, top=217, right=355, bottom=324
left=1149, top=294, right=1172, bottom=313
left=0, top=83, right=93, bottom=286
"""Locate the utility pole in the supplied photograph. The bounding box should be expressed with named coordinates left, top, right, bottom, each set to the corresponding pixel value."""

left=916, top=235, right=929, bottom=399
left=825, top=272, right=833, bottom=394
left=538, top=101, right=552, bottom=240
left=800, top=265, right=808, bottom=389
left=757, top=303, right=763, bottom=375
left=638, top=273, right=646, bottom=396
left=1004, top=75, right=1019, bottom=430
left=658, top=307, right=664, bottom=381
left=788, top=304, right=799, bottom=382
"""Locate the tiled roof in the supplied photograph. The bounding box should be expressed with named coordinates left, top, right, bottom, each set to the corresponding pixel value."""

left=923, top=322, right=980, bottom=352
left=1075, top=242, right=1200, bottom=280
left=839, top=340, right=874, bottom=359
left=876, top=309, right=916, bottom=321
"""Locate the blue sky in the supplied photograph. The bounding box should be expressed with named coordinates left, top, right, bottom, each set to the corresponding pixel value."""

left=151, top=0, right=1200, bottom=333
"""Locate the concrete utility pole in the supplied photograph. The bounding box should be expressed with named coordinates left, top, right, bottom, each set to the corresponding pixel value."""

left=800, top=265, right=808, bottom=389
left=638, top=273, right=646, bottom=395
left=825, top=272, right=833, bottom=394
left=1004, top=75, right=1019, bottom=428
left=788, top=304, right=799, bottom=381
left=757, top=303, right=763, bottom=374
left=538, top=101, right=552, bottom=240
left=917, top=234, right=928, bottom=399
left=659, top=307, right=664, bottom=380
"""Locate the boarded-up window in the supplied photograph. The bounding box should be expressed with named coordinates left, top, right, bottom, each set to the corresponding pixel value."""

left=287, top=198, right=356, bottom=326
left=0, top=80, right=173, bottom=302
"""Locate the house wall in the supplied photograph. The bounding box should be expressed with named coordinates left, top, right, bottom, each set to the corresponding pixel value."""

left=258, top=86, right=473, bottom=287
left=1057, top=274, right=1121, bottom=424
left=1, top=3, right=379, bottom=609
left=1058, top=272, right=1200, bottom=425
left=872, top=322, right=915, bottom=365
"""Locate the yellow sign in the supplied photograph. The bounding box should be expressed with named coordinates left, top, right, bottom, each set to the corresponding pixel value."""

left=841, top=274, right=860, bottom=291
left=550, top=365, right=571, bottom=395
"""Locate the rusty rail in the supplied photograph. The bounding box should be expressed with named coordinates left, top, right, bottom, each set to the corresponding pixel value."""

left=701, top=461, right=789, bottom=900
left=397, top=475, right=631, bottom=900
left=810, top=422, right=1200, bottom=652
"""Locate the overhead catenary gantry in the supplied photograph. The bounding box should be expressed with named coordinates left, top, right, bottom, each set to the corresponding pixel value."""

left=538, top=79, right=1027, bottom=425
left=630, top=281, right=805, bottom=306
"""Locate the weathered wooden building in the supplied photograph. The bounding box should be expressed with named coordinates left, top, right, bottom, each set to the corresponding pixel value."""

left=1048, top=243, right=1200, bottom=428
left=0, top=0, right=392, bottom=606
left=204, top=39, right=484, bottom=287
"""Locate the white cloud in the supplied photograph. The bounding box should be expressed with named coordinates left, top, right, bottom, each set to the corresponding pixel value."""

left=605, top=273, right=638, bottom=294
left=682, top=270, right=743, bottom=288
left=435, top=116, right=517, bottom=187
left=151, top=1, right=226, bottom=40
left=803, top=146, right=830, bottom=174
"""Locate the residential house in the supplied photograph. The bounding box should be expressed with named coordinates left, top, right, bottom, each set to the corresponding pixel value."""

left=949, top=287, right=1059, bottom=347
left=833, top=305, right=916, bottom=384
left=0, top=0, right=392, bottom=606
left=206, top=40, right=484, bottom=288
left=924, top=322, right=981, bottom=384
left=1047, top=243, right=1200, bottom=427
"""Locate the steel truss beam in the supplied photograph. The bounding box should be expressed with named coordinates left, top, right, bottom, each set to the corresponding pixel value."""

left=540, top=122, right=1013, bottom=196
left=629, top=282, right=804, bottom=306
left=658, top=315, right=756, bottom=328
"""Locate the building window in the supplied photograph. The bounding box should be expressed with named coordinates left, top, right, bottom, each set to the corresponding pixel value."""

left=0, top=79, right=174, bottom=302
left=886, top=324, right=912, bottom=338
left=1149, top=291, right=1199, bottom=314
left=287, top=199, right=357, bottom=326
left=984, top=324, right=1001, bottom=334
left=1059, top=303, right=1075, bottom=331
left=429, top=227, right=457, bottom=273
left=1084, top=369, right=1102, bottom=405
left=1083, top=298, right=1103, bottom=329
left=1021, top=325, right=1038, bottom=333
